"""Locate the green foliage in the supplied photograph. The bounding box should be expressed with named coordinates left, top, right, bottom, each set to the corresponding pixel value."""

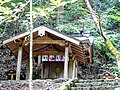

left=0, top=0, right=120, bottom=77
left=50, top=0, right=62, bottom=6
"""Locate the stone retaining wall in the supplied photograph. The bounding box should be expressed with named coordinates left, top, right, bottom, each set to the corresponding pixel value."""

left=0, top=79, right=65, bottom=90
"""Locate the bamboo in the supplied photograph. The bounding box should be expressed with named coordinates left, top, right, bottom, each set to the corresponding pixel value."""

left=29, top=0, right=33, bottom=90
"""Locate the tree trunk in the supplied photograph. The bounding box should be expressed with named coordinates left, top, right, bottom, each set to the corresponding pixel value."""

left=84, top=0, right=120, bottom=76
left=84, top=0, right=120, bottom=59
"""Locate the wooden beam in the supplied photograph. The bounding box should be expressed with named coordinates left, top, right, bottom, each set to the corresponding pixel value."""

left=71, top=44, right=82, bottom=49
left=35, top=36, right=53, bottom=40
left=71, top=46, right=82, bottom=51
left=33, top=40, right=66, bottom=46
left=89, top=46, right=92, bottom=63
left=33, top=45, right=48, bottom=52
left=71, top=48, right=83, bottom=54
left=16, top=46, right=22, bottom=80
left=33, top=51, right=64, bottom=56
left=64, top=47, right=69, bottom=79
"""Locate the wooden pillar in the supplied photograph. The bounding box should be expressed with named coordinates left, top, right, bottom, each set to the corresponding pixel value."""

left=37, top=55, right=41, bottom=79
left=72, top=59, right=76, bottom=79
left=69, top=59, right=73, bottom=79
left=16, top=46, right=22, bottom=80
left=41, top=61, right=43, bottom=79
left=64, top=47, right=69, bottom=79
left=75, top=60, right=78, bottom=78
left=26, top=59, right=30, bottom=80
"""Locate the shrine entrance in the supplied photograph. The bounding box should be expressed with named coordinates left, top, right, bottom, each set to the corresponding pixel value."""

left=37, top=55, right=65, bottom=79
left=43, top=61, right=64, bottom=79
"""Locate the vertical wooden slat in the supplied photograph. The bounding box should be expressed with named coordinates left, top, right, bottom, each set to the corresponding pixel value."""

left=37, top=55, right=41, bottom=79
left=16, top=46, right=22, bottom=80
left=26, top=59, right=30, bottom=80
left=64, top=47, right=69, bottom=79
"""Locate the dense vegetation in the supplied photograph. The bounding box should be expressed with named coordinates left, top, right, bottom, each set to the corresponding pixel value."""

left=0, top=0, right=120, bottom=78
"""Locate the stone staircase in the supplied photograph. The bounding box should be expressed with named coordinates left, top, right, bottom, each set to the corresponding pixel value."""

left=70, top=79, right=120, bottom=90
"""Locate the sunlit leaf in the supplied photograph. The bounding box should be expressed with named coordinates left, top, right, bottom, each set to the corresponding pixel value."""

left=11, top=3, right=16, bottom=7
left=50, top=0, right=62, bottom=6
left=0, top=16, right=5, bottom=20
left=0, top=6, right=11, bottom=13
left=13, top=9, right=21, bottom=12
left=0, top=0, right=11, bottom=5
left=108, top=15, right=120, bottom=21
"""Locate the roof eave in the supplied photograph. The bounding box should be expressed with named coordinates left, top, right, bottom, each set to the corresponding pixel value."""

left=3, top=26, right=80, bottom=45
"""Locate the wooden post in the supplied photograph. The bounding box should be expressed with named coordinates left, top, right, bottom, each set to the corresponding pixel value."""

left=75, top=60, right=78, bottom=78
left=72, top=59, right=76, bottom=79
left=69, top=59, right=73, bottom=79
left=41, top=61, right=43, bottom=79
left=26, top=59, right=30, bottom=80
left=16, top=46, right=22, bottom=80
left=64, top=47, right=69, bottom=79
left=37, top=55, right=41, bottom=79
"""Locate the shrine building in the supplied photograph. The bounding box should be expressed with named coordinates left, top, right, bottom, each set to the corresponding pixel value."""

left=3, top=25, right=94, bottom=80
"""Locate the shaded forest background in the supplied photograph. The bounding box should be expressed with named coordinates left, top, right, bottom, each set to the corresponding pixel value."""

left=0, top=0, right=120, bottom=79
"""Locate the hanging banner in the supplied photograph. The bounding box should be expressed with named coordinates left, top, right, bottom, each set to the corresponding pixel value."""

left=42, top=55, right=65, bottom=61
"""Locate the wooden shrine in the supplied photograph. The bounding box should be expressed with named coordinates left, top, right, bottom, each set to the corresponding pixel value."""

left=100, top=71, right=115, bottom=79
left=3, top=25, right=93, bottom=80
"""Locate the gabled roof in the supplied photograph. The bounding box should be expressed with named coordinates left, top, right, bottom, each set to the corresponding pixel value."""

left=3, top=26, right=80, bottom=45
left=3, top=25, right=92, bottom=64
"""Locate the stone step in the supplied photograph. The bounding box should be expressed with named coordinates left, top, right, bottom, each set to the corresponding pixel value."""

left=75, top=82, right=117, bottom=87
left=70, top=86, right=116, bottom=90
left=78, top=79, right=120, bottom=83
left=70, top=79, right=120, bottom=90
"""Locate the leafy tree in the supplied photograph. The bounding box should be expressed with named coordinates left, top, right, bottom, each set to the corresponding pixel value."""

left=84, top=0, right=120, bottom=76
left=0, top=0, right=120, bottom=79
